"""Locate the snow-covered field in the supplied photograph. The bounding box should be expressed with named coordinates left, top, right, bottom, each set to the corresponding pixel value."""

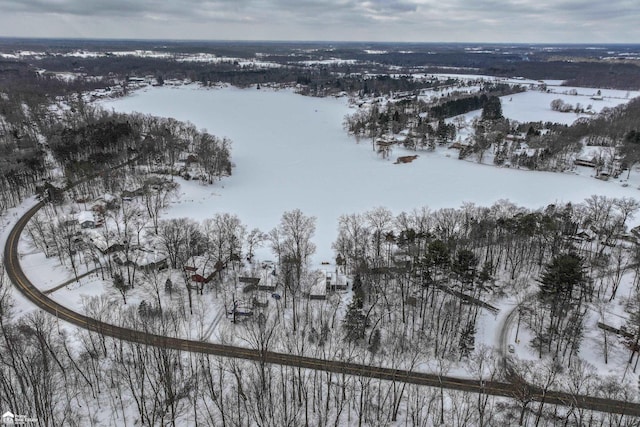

left=448, top=84, right=640, bottom=126
left=502, top=85, right=637, bottom=125
left=101, top=85, right=640, bottom=264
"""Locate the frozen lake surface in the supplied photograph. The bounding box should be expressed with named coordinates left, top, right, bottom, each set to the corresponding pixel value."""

left=102, top=86, right=640, bottom=263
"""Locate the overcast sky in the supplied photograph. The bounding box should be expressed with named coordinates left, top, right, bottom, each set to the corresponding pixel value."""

left=0, top=0, right=637, bottom=44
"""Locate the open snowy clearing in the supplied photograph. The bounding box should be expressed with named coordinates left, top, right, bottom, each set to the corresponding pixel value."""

left=449, top=85, right=640, bottom=126
left=426, top=73, right=640, bottom=126
left=102, top=85, right=640, bottom=264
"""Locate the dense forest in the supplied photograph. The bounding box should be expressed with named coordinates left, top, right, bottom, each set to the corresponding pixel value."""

left=0, top=78, right=231, bottom=214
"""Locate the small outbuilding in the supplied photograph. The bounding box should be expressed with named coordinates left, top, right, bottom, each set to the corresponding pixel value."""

left=77, top=211, right=95, bottom=229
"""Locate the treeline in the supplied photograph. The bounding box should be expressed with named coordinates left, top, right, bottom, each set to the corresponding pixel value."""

left=0, top=90, right=49, bottom=211
left=1, top=266, right=637, bottom=427
left=0, top=58, right=112, bottom=98
left=5, top=197, right=640, bottom=425
left=429, top=84, right=523, bottom=119
left=332, top=196, right=639, bottom=369
left=317, top=47, right=640, bottom=91
left=343, top=83, right=518, bottom=151
left=151, top=62, right=449, bottom=97
left=0, top=78, right=231, bottom=221
left=487, top=61, right=640, bottom=91
left=46, top=104, right=232, bottom=186
left=508, top=96, right=640, bottom=172
left=295, top=72, right=451, bottom=97
left=31, top=54, right=447, bottom=97
left=6, top=39, right=640, bottom=92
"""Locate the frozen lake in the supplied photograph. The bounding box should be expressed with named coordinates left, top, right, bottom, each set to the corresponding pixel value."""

left=102, top=86, right=640, bottom=263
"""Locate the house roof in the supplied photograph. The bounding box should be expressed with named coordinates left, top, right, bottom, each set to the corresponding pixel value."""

left=77, top=211, right=94, bottom=224
left=184, top=255, right=219, bottom=276
left=135, top=249, right=167, bottom=267
left=102, top=193, right=117, bottom=203
left=308, top=270, right=328, bottom=297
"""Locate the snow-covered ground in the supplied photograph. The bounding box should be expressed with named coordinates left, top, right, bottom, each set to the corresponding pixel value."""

left=499, top=268, right=640, bottom=390
left=424, top=73, right=639, bottom=126
left=101, top=85, right=640, bottom=265
left=451, top=85, right=639, bottom=126
left=2, top=83, right=640, bottom=393
left=501, top=86, right=637, bottom=125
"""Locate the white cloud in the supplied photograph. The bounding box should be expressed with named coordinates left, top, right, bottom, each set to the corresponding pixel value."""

left=0, top=0, right=637, bottom=42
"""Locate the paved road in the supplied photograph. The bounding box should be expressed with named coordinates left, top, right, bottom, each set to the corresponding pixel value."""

left=5, top=201, right=640, bottom=417
left=499, top=295, right=532, bottom=362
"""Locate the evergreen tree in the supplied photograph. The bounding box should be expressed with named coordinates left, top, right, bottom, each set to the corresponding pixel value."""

left=481, top=96, right=503, bottom=121
left=352, top=273, right=365, bottom=301
left=620, top=129, right=640, bottom=178
left=458, top=322, right=475, bottom=359
left=538, top=252, right=588, bottom=347
left=343, top=296, right=367, bottom=342
left=113, top=272, right=129, bottom=304
left=368, top=329, right=381, bottom=354
left=138, top=300, right=149, bottom=317
left=435, top=119, right=456, bottom=143
left=427, top=240, right=450, bottom=270
left=478, top=261, right=493, bottom=287
left=453, top=249, right=478, bottom=286
left=539, top=253, right=585, bottom=310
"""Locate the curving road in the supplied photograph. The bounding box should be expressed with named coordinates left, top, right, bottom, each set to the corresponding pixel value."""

left=5, top=201, right=640, bottom=417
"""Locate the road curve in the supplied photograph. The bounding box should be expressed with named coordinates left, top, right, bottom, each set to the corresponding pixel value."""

left=4, top=201, right=640, bottom=417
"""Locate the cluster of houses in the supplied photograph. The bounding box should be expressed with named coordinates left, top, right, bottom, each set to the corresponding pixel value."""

left=176, top=249, right=352, bottom=315
left=61, top=191, right=351, bottom=321
left=82, top=76, right=193, bottom=102
left=573, top=152, right=624, bottom=180
left=239, top=262, right=350, bottom=302
left=66, top=193, right=169, bottom=272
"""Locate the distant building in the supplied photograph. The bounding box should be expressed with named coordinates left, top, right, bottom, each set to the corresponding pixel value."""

left=259, top=268, right=277, bottom=291
left=326, top=271, right=348, bottom=291
left=308, top=270, right=328, bottom=300
left=77, top=211, right=95, bottom=229
left=574, top=158, right=597, bottom=168
left=136, top=250, right=168, bottom=272
left=84, top=229, right=125, bottom=254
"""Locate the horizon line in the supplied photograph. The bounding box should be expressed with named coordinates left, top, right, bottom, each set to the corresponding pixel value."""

left=1, top=36, right=639, bottom=47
